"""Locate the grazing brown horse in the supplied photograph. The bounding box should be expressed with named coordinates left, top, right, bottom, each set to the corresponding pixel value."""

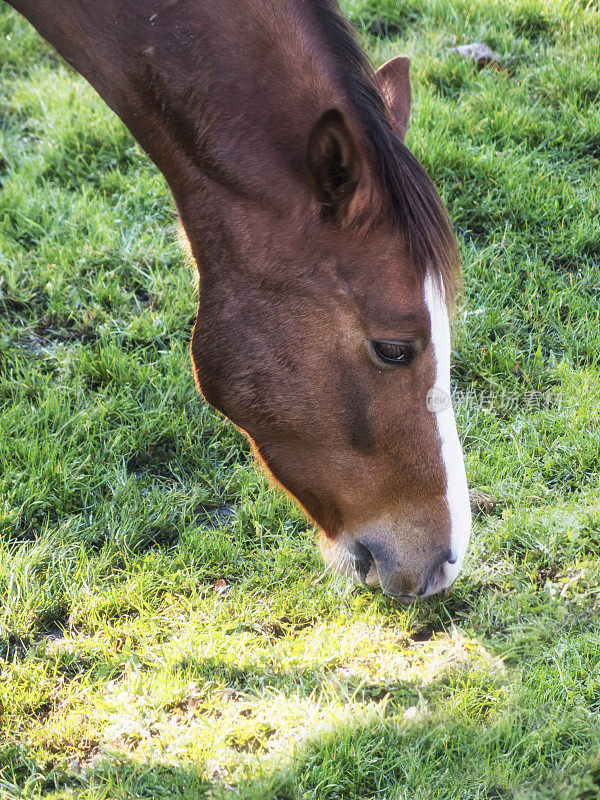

left=6, top=0, right=471, bottom=601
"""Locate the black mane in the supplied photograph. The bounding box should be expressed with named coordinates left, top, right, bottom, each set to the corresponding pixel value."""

left=308, top=0, right=459, bottom=295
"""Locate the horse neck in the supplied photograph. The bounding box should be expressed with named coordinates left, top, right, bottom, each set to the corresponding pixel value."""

left=8, top=0, right=352, bottom=216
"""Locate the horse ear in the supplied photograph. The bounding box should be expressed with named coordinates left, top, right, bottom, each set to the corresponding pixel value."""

left=306, top=108, right=364, bottom=220
left=375, top=55, right=412, bottom=142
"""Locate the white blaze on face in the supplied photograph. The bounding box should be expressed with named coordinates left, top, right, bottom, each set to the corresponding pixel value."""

left=424, top=274, right=472, bottom=591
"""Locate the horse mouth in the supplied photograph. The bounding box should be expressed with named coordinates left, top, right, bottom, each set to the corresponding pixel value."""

left=352, top=540, right=420, bottom=602
left=320, top=534, right=418, bottom=603
left=359, top=562, right=419, bottom=604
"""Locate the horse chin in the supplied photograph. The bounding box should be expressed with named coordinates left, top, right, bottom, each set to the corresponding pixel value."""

left=319, top=532, right=389, bottom=595
left=319, top=531, right=362, bottom=581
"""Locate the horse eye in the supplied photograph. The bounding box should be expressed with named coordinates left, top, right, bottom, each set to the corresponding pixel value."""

left=372, top=341, right=415, bottom=366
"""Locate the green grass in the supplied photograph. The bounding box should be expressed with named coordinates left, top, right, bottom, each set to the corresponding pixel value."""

left=1, top=0, right=600, bottom=797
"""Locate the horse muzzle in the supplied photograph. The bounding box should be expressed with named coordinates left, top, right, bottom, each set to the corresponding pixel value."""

left=320, top=517, right=469, bottom=602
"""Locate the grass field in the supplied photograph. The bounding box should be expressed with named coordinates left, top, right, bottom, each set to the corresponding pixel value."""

left=1, top=0, right=600, bottom=797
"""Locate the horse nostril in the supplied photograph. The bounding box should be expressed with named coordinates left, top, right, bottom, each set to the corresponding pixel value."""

left=353, top=541, right=374, bottom=581
left=419, top=551, right=453, bottom=596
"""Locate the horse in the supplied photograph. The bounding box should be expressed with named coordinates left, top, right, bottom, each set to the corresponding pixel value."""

left=5, top=0, right=471, bottom=602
